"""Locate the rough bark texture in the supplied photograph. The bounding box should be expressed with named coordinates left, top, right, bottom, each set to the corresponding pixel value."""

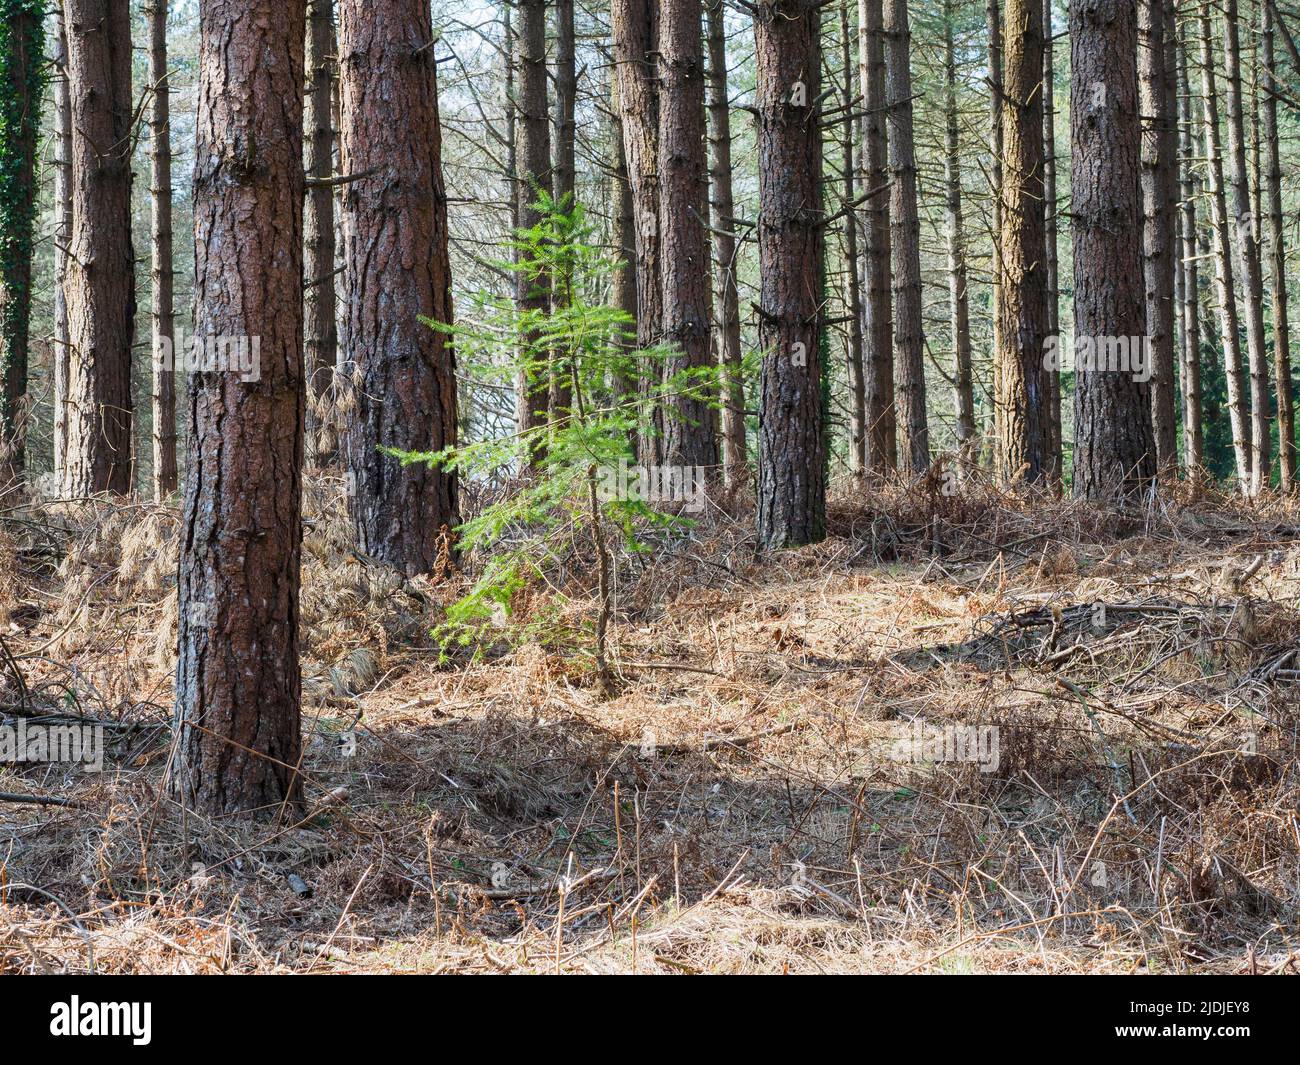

left=885, top=0, right=928, bottom=473
left=0, top=0, right=41, bottom=477
left=61, top=0, right=135, bottom=496
left=1176, top=20, right=1205, bottom=477
left=943, top=0, right=976, bottom=460
left=338, top=0, right=459, bottom=575
left=304, top=0, right=339, bottom=462
left=1199, top=2, right=1251, bottom=488
left=1222, top=0, right=1272, bottom=494
left=995, top=0, right=1048, bottom=485
left=147, top=0, right=176, bottom=499
left=53, top=9, right=71, bottom=481
left=707, top=0, right=747, bottom=484
left=839, top=0, right=867, bottom=474
left=1042, top=0, right=1062, bottom=483
left=1070, top=0, right=1156, bottom=500
left=859, top=0, right=894, bottom=473
left=1139, top=0, right=1177, bottom=472
left=173, top=0, right=307, bottom=817
left=609, top=71, right=639, bottom=428
left=659, top=0, right=717, bottom=468
left=1263, top=0, right=1296, bottom=490
left=755, top=0, right=825, bottom=547
left=987, top=0, right=1005, bottom=438
left=515, top=0, right=553, bottom=444
left=548, top=0, right=576, bottom=421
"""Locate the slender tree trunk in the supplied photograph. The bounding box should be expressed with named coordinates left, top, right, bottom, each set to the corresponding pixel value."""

left=1222, top=0, right=1272, bottom=493
left=942, top=1, right=976, bottom=462
left=995, top=0, right=1048, bottom=485
left=1139, top=0, right=1178, bottom=472
left=338, top=0, right=459, bottom=575
left=61, top=0, right=135, bottom=496
left=0, top=0, right=42, bottom=480
left=609, top=70, right=639, bottom=426
left=549, top=0, right=576, bottom=421
left=659, top=0, right=716, bottom=468
left=1042, top=0, right=1062, bottom=484
left=515, top=0, right=553, bottom=446
left=146, top=0, right=177, bottom=499
left=1263, top=0, right=1296, bottom=490
left=611, top=0, right=662, bottom=464
left=706, top=0, right=747, bottom=483
left=885, top=0, right=928, bottom=473
left=859, top=0, right=894, bottom=473
left=987, top=0, right=1005, bottom=457
left=1070, top=0, right=1156, bottom=500
left=755, top=0, right=825, bottom=546
left=52, top=9, right=71, bottom=482
left=1177, top=17, right=1205, bottom=478
left=173, top=0, right=307, bottom=816
left=304, top=0, right=338, bottom=465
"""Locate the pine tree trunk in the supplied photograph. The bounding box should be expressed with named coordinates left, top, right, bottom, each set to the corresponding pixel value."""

left=609, top=71, right=639, bottom=432
left=885, top=0, right=928, bottom=473
left=1221, top=0, right=1272, bottom=494
left=61, top=0, right=135, bottom=496
left=1070, top=0, right=1156, bottom=500
left=1176, top=17, right=1205, bottom=479
left=859, top=0, right=894, bottom=473
left=987, top=0, right=1005, bottom=460
left=995, top=0, right=1048, bottom=485
left=548, top=0, right=576, bottom=421
left=659, top=0, right=716, bottom=469
left=173, top=0, right=308, bottom=817
left=943, top=1, right=976, bottom=462
left=1263, top=0, right=1297, bottom=490
left=147, top=0, right=177, bottom=500
left=706, top=0, right=747, bottom=484
left=52, top=9, right=71, bottom=482
left=755, top=0, right=825, bottom=546
left=1199, top=1, right=1252, bottom=490
left=0, top=1, right=41, bottom=480
left=1139, top=0, right=1178, bottom=472
left=1042, top=0, right=1062, bottom=484
left=304, top=0, right=339, bottom=465
left=338, top=0, right=459, bottom=575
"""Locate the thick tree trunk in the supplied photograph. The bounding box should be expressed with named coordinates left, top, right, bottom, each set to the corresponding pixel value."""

left=995, top=0, right=1048, bottom=485
left=1070, top=0, right=1156, bottom=500
left=1222, top=0, right=1272, bottom=494
left=942, top=1, right=976, bottom=461
left=659, top=0, right=716, bottom=468
left=304, top=0, right=339, bottom=464
left=147, top=0, right=177, bottom=500
left=755, top=0, right=825, bottom=547
left=611, top=0, right=662, bottom=464
left=885, top=0, right=928, bottom=473
left=173, top=0, right=307, bottom=816
left=1176, top=19, right=1205, bottom=478
left=53, top=9, right=71, bottom=482
left=515, top=0, right=553, bottom=446
left=1042, top=0, right=1061, bottom=484
left=706, top=0, right=747, bottom=484
left=338, top=0, right=459, bottom=575
left=859, top=0, right=894, bottom=473
left=0, top=0, right=41, bottom=479
left=1139, top=0, right=1178, bottom=472
left=1263, top=0, right=1296, bottom=490
left=1199, top=2, right=1252, bottom=489
left=61, top=0, right=135, bottom=496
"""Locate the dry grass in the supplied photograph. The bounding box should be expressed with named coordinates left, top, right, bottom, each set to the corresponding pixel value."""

left=2, top=467, right=1299, bottom=974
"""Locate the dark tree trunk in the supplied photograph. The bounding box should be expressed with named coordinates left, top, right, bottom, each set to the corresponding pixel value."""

left=1199, top=1, right=1251, bottom=488
left=987, top=0, right=1005, bottom=443
left=859, top=0, right=894, bottom=473
left=609, top=70, right=639, bottom=429
left=1176, top=17, right=1205, bottom=478
left=1222, top=0, right=1272, bottom=494
left=548, top=0, right=576, bottom=421
left=885, top=0, right=928, bottom=473
left=755, top=0, right=825, bottom=547
left=1070, top=0, right=1156, bottom=500
left=147, top=0, right=177, bottom=500
left=995, top=0, right=1048, bottom=485
left=1042, top=0, right=1062, bottom=484
left=304, top=0, right=339, bottom=464
left=61, top=0, right=135, bottom=496
left=0, top=0, right=41, bottom=479
left=707, top=0, right=747, bottom=484
left=173, top=0, right=308, bottom=817
left=839, top=0, right=867, bottom=475
left=1263, top=0, right=1296, bottom=490
left=338, top=0, right=459, bottom=575
left=658, top=0, right=716, bottom=468
left=943, top=0, right=976, bottom=461
left=53, top=9, right=71, bottom=481
left=1139, top=0, right=1178, bottom=472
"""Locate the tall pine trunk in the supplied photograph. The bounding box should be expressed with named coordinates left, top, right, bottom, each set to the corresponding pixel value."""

left=147, top=0, right=177, bottom=499
left=943, top=0, right=976, bottom=461
left=52, top=9, right=71, bottom=482
left=1177, top=19, right=1205, bottom=478
left=1042, top=0, right=1062, bottom=484
left=549, top=0, right=576, bottom=421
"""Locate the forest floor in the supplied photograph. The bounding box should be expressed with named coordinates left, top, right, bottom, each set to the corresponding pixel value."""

left=2, top=469, right=1300, bottom=974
